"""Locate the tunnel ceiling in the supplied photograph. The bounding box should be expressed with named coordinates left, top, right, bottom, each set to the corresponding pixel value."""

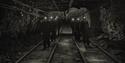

left=0, top=0, right=110, bottom=11
left=0, top=0, right=111, bottom=18
left=18, top=0, right=109, bottom=11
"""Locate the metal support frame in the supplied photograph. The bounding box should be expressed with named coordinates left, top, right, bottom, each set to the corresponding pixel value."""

left=51, top=0, right=60, bottom=11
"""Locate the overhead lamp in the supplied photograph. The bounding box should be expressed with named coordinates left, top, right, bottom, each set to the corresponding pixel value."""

left=20, top=12, right=23, bottom=16
left=77, top=18, right=80, bottom=21
left=55, top=16, right=59, bottom=20
left=83, top=16, right=86, bottom=19
left=71, top=18, right=75, bottom=21
left=44, top=16, right=47, bottom=20
left=50, top=16, right=53, bottom=19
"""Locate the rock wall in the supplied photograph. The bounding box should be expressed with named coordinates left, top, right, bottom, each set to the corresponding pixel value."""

left=0, top=8, right=40, bottom=38
left=0, top=8, right=41, bottom=62
left=100, top=4, right=124, bottom=41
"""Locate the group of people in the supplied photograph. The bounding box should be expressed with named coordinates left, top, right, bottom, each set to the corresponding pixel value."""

left=38, top=15, right=91, bottom=49
left=39, top=20, right=58, bottom=50
left=71, top=19, right=90, bottom=46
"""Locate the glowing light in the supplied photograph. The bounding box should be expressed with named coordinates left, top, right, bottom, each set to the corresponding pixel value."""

left=77, top=18, right=80, bottom=21
left=50, top=16, right=53, bottom=19
left=55, top=16, right=59, bottom=20
left=71, top=18, right=75, bottom=21
left=44, top=16, right=47, bottom=20
left=20, top=12, right=23, bottom=16
left=83, top=16, right=86, bottom=19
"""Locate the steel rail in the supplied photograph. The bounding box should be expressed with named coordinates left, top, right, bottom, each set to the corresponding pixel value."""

left=46, top=44, right=58, bottom=63
left=12, top=0, right=48, bottom=14
left=47, top=38, right=87, bottom=63
left=15, top=41, right=42, bottom=63
left=73, top=40, right=88, bottom=63
left=90, top=42, right=120, bottom=63
left=46, top=38, right=60, bottom=63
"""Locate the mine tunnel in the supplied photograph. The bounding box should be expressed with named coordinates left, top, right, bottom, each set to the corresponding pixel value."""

left=0, top=0, right=125, bottom=63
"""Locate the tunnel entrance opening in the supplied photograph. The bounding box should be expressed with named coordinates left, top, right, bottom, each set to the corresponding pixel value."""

left=59, top=25, right=72, bottom=36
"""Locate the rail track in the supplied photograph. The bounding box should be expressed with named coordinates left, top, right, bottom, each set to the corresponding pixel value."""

left=15, top=38, right=59, bottom=63
left=88, top=41, right=121, bottom=63
left=15, top=41, right=43, bottom=63
left=46, top=37, right=87, bottom=63
left=15, top=37, right=120, bottom=63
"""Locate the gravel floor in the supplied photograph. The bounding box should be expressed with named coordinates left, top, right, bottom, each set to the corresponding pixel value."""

left=51, top=37, right=83, bottom=63
left=20, top=41, right=55, bottom=63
